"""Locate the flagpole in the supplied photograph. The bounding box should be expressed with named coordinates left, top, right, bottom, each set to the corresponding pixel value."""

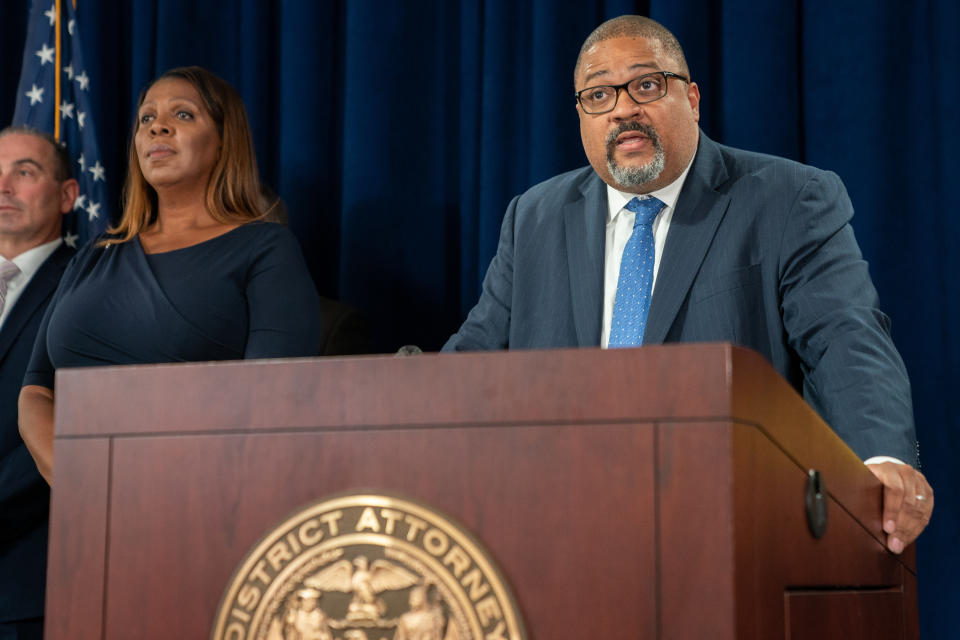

left=53, top=0, right=62, bottom=140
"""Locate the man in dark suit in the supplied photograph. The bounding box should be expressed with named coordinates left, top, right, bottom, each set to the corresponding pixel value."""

left=444, top=16, right=932, bottom=553
left=0, top=127, right=77, bottom=640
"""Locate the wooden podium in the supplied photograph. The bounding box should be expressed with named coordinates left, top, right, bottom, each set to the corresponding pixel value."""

left=45, top=344, right=917, bottom=639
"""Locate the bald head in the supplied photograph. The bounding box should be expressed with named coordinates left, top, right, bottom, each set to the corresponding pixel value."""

left=574, top=16, right=690, bottom=84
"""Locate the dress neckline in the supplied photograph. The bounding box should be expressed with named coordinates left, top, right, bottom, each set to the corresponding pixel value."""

left=137, top=223, right=253, bottom=256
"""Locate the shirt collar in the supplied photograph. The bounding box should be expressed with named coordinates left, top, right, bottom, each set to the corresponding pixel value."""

left=10, top=238, right=63, bottom=282
left=605, top=152, right=696, bottom=223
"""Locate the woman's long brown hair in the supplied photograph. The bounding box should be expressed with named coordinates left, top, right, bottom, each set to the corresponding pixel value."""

left=106, top=66, right=264, bottom=244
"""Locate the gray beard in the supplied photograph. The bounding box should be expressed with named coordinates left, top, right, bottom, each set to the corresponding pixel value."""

left=605, top=124, right=666, bottom=189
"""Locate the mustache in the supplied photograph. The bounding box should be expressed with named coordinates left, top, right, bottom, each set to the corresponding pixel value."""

left=0, top=197, right=22, bottom=210
left=605, top=121, right=661, bottom=149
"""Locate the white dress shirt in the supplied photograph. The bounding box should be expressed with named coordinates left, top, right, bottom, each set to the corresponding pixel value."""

left=601, top=158, right=694, bottom=349
left=0, top=238, right=62, bottom=330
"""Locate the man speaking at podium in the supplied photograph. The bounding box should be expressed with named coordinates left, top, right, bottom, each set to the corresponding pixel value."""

left=444, top=16, right=933, bottom=553
left=0, top=127, right=76, bottom=640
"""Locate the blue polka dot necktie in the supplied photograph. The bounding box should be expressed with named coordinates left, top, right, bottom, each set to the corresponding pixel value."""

left=609, top=196, right=665, bottom=347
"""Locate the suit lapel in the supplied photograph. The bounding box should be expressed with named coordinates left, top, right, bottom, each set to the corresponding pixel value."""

left=644, top=135, right=732, bottom=345
left=564, top=173, right=607, bottom=346
left=0, top=244, right=73, bottom=363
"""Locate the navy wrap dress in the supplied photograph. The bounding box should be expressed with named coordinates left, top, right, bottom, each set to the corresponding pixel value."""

left=24, top=221, right=321, bottom=388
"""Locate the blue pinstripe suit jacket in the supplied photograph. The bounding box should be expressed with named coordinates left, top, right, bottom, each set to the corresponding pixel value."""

left=444, top=132, right=916, bottom=464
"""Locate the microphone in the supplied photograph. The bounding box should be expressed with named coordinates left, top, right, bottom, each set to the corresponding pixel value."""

left=394, top=345, right=423, bottom=356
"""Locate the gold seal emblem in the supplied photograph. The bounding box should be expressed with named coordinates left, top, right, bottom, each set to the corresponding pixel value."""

left=211, top=494, right=526, bottom=640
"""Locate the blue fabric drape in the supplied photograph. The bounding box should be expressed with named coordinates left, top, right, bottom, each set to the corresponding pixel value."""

left=1, top=1, right=955, bottom=634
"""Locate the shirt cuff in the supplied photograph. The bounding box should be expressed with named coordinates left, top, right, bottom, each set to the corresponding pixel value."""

left=864, top=456, right=906, bottom=466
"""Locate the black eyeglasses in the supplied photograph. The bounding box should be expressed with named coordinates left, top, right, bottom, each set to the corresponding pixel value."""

left=575, top=71, right=689, bottom=114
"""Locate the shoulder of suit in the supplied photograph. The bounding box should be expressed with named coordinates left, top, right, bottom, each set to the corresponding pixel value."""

left=516, top=166, right=598, bottom=206
left=711, top=139, right=837, bottom=186
left=35, top=241, right=77, bottom=274
left=53, top=241, right=77, bottom=260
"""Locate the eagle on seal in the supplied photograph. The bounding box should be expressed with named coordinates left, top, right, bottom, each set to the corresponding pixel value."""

left=305, top=556, right=419, bottom=621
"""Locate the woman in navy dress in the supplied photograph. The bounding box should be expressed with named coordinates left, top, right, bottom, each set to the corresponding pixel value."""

left=19, top=67, right=321, bottom=483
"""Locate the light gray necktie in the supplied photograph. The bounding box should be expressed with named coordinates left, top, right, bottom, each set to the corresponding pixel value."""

left=0, top=260, right=22, bottom=318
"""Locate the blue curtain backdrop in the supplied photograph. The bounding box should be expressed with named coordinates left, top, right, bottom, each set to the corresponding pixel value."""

left=1, top=1, right=956, bottom=634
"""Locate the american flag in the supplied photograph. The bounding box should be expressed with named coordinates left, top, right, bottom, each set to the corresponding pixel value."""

left=12, top=0, right=109, bottom=248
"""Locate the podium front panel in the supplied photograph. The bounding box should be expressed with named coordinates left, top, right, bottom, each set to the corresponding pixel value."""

left=45, top=345, right=918, bottom=639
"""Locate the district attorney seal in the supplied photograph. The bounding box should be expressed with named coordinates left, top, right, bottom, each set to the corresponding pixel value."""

left=211, top=493, right=526, bottom=640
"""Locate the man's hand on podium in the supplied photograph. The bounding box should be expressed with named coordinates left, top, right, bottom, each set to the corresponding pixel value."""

left=866, top=461, right=933, bottom=554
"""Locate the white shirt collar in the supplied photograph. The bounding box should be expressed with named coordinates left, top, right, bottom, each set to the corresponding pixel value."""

left=10, top=238, right=63, bottom=281
left=0, top=238, right=62, bottom=328
left=605, top=152, right=696, bottom=222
